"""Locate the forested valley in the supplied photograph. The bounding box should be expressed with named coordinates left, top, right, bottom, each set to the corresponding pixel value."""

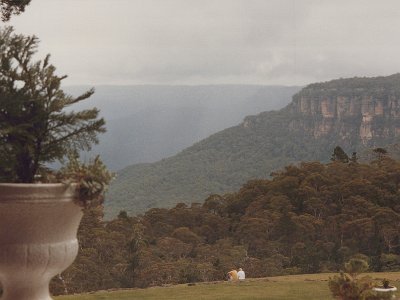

left=51, top=149, right=400, bottom=295
left=107, top=74, right=400, bottom=218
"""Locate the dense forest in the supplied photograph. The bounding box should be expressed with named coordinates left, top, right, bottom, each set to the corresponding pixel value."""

left=106, top=108, right=307, bottom=217
left=107, top=74, right=400, bottom=218
left=106, top=107, right=340, bottom=217
left=51, top=149, right=400, bottom=295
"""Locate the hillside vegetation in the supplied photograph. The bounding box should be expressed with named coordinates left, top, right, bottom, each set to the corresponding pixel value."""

left=66, top=85, right=299, bottom=170
left=51, top=155, right=400, bottom=295
left=107, top=108, right=322, bottom=216
left=107, top=74, right=400, bottom=217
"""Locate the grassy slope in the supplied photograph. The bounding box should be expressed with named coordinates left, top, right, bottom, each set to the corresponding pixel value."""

left=56, top=273, right=400, bottom=300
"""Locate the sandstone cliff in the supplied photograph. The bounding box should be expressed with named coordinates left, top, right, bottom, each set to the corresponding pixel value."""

left=288, top=74, right=400, bottom=146
left=108, top=74, right=400, bottom=217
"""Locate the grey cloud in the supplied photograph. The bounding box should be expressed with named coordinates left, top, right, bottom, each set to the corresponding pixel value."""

left=7, top=0, right=400, bottom=85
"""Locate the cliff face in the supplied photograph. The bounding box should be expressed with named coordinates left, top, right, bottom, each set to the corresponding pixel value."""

left=288, top=75, right=400, bottom=146
left=108, top=74, right=400, bottom=217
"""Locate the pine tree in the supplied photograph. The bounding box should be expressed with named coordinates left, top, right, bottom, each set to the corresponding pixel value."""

left=0, top=0, right=31, bottom=21
left=330, top=146, right=349, bottom=163
left=0, top=27, right=105, bottom=182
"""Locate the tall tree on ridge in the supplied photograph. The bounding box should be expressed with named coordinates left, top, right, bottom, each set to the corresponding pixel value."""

left=331, top=146, right=349, bottom=163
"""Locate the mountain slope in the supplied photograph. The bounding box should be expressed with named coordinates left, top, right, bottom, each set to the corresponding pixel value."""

left=65, top=85, right=299, bottom=170
left=106, top=74, right=400, bottom=217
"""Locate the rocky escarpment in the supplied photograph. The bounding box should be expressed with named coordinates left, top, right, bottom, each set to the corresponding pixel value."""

left=288, top=74, right=400, bottom=146
left=107, top=74, right=400, bottom=217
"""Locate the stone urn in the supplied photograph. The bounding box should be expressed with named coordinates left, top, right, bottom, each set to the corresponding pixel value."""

left=373, top=286, right=397, bottom=299
left=0, top=183, right=83, bottom=300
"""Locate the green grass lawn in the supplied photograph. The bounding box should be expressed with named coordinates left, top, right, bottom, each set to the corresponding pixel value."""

left=55, top=272, right=400, bottom=300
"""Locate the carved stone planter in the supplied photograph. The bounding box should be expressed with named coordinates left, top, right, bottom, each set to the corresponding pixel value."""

left=0, top=183, right=83, bottom=300
left=373, top=286, right=397, bottom=299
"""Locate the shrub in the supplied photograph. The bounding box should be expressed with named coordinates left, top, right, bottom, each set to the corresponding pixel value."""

left=328, top=258, right=393, bottom=300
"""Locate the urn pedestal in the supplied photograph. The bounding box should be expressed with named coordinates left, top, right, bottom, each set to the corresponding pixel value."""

left=0, top=183, right=83, bottom=300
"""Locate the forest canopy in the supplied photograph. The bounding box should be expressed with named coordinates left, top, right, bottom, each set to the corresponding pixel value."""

left=51, top=152, right=400, bottom=294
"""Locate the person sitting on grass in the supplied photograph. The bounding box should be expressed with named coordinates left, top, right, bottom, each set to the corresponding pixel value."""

left=237, top=268, right=245, bottom=281
left=227, top=269, right=238, bottom=281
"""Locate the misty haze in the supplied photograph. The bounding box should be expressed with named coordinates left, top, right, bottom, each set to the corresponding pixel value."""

left=1, top=1, right=400, bottom=300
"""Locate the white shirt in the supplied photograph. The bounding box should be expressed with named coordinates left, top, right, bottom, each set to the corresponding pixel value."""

left=237, top=270, right=245, bottom=280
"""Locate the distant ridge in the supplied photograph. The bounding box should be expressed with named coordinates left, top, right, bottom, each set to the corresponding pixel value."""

left=65, top=85, right=300, bottom=170
left=105, top=74, right=400, bottom=217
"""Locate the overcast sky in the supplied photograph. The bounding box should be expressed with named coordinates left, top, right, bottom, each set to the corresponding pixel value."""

left=6, top=0, right=400, bottom=86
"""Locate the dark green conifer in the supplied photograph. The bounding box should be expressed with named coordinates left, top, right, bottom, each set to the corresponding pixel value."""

left=0, top=27, right=105, bottom=182
left=330, top=146, right=349, bottom=163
